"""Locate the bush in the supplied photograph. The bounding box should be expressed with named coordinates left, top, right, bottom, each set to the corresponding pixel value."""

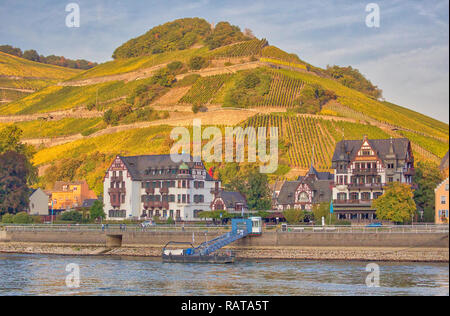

left=12, top=212, right=34, bottom=224
left=60, top=211, right=83, bottom=223
left=1, top=213, right=14, bottom=224
left=189, top=56, right=207, bottom=70
left=167, top=217, right=175, bottom=225
left=192, top=104, right=200, bottom=113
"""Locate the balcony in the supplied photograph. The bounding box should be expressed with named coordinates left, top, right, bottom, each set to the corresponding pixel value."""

left=160, top=187, right=169, bottom=194
left=108, top=187, right=126, bottom=194
left=111, top=176, right=123, bottom=183
left=403, top=167, right=415, bottom=176
left=144, top=201, right=163, bottom=209
left=352, top=168, right=379, bottom=175
left=348, top=183, right=384, bottom=190
left=334, top=199, right=372, bottom=206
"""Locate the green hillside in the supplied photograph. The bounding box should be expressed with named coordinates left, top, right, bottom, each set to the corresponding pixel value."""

left=0, top=51, right=81, bottom=103
left=0, top=17, right=447, bottom=192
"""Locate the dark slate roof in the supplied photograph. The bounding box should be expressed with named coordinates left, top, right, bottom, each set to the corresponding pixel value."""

left=119, top=154, right=213, bottom=181
left=300, top=166, right=334, bottom=181
left=440, top=151, right=449, bottom=171
left=277, top=181, right=301, bottom=205
left=332, top=138, right=411, bottom=163
left=278, top=166, right=333, bottom=206
left=81, top=199, right=99, bottom=208
left=218, top=191, right=247, bottom=208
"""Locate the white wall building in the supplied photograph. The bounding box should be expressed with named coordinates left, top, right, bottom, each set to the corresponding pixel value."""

left=331, top=136, right=415, bottom=223
left=29, top=188, right=49, bottom=216
left=103, top=155, right=220, bottom=221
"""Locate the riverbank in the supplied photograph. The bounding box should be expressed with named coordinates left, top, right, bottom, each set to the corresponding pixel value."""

left=1, top=242, right=448, bottom=263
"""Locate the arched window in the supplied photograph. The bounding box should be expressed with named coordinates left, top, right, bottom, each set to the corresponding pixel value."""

left=298, top=192, right=309, bottom=203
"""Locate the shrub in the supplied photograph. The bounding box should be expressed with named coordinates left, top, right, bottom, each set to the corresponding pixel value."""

left=167, top=217, right=175, bottom=225
left=192, top=104, right=200, bottom=113
left=60, top=210, right=83, bottom=223
left=12, top=212, right=34, bottom=224
left=1, top=213, right=14, bottom=224
left=189, top=56, right=207, bottom=70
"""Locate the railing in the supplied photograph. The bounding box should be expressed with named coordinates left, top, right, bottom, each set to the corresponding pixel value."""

left=3, top=224, right=448, bottom=234
left=279, top=224, right=449, bottom=234
left=110, top=176, right=123, bottom=183
left=333, top=199, right=372, bottom=205
left=351, top=168, right=380, bottom=175
left=348, top=183, right=384, bottom=190
left=108, top=187, right=125, bottom=194
left=3, top=224, right=231, bottom=233
left=403, top=168, right=416, bottom=176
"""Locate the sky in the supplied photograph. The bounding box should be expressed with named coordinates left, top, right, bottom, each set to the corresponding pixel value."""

left=0, top=0, right=448, bottom=123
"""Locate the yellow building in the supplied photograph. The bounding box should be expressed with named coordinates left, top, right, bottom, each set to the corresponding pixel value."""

left=50, top=181, right=97, bottom=210
left=435, top=178, right=449, bottom=224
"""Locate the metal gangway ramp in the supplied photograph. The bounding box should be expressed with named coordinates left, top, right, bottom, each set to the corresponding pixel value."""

left=194, top=218, right=257, bottom=256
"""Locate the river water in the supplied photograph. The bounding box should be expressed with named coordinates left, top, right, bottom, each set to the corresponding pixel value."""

left=0, top=254, right=448, bottom=296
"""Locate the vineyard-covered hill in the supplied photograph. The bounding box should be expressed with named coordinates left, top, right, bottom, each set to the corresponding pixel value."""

left=0, top=17, right=448, bottom=191
left=0, top=52, right=81, bottom=104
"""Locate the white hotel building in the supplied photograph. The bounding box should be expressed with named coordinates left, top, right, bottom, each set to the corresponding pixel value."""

left=103, top=155, right=221, bottom=221
left=331, top=136, right=415, bottom=223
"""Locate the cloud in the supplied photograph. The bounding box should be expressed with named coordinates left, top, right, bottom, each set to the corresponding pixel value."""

left=358, top=45, right=449, bottom=123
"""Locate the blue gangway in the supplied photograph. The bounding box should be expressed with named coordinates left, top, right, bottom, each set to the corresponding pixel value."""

left=193, top=219, right=252, bottom=256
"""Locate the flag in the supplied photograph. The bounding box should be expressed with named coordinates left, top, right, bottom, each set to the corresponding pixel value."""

left=330, top=201, right=334, bottom=214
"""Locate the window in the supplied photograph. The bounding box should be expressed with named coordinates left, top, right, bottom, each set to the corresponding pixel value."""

left=361, top=192, right=371, bottom=201
left=441, top=196, right=447, bottom=205
left=373, top=192, right=383, bottom=199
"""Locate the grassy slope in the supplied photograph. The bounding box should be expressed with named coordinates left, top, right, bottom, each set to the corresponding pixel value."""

left=0, top=78, right=157, bottom=115
left=0, top=118, right=104, bottom=139
left=69, top=47, right=210, bottom=81
left=33, top=125, right=174, bottom=166
left=0, top=52, right=80, bottom=79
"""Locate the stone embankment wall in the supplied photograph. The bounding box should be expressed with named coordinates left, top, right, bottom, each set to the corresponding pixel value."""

left=3, top=231, right=449, bottom=248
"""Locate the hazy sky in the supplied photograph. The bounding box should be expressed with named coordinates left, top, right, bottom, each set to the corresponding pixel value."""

left=0, top=0, right=448, bottom=123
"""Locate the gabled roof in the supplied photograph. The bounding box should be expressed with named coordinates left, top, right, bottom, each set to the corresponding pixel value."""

left=440, top=151, right=449, bottom=171
left=217, top=191, right=247, bottom=208
left=435, top=177, right=449, bottom=192
left=118, top=154, right=209, bottom=181
left=332, top=138, right=411, bottom=163
left=81, top=199, right=99, bottom=208
left=53, top=180, right=88, bottom=191
left=301, top=165, right=334, bottom=181
left=277, top=181, right=301, bottom=205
